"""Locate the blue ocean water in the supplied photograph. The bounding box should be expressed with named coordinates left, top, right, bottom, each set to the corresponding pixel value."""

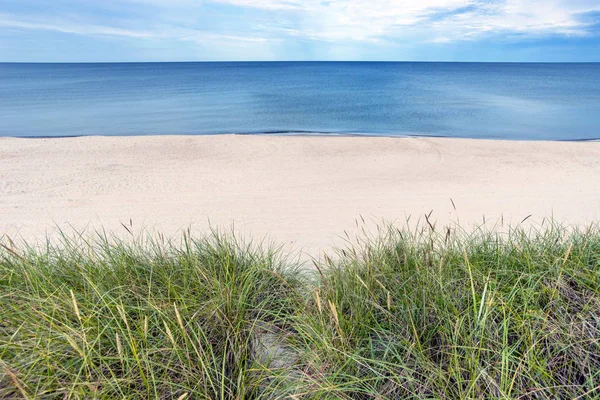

left=1, top=62, right=599, bottom=140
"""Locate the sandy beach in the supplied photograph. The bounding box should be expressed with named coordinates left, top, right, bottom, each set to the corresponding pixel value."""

left=1, top=135, right=600, bottom=258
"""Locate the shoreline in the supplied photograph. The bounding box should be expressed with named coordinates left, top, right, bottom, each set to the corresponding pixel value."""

left=2, top=134, right=600, bottom=258
left=5, top=132, right=600, bottom=142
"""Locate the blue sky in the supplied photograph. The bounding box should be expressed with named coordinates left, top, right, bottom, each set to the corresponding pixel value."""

left=1, top=0, right=600, bottom=62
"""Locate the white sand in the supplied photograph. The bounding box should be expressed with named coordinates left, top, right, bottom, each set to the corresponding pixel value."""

left=1, top=135, right=600, bottom=258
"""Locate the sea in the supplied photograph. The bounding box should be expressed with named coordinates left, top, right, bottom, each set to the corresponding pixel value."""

left=1, top=62, right=599, bottom=140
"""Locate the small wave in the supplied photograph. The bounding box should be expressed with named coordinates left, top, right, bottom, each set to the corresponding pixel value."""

left=237, top=130, right=415, bottom=137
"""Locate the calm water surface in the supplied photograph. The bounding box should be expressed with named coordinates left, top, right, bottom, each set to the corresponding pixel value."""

left=1, top=62, right=599, bottom=140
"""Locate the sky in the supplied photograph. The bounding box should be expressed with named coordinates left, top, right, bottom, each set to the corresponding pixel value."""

left=1, top=0, right=600, bottom=62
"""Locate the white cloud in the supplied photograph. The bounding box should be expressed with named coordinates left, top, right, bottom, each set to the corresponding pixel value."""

left=430, top=0, right=600, bottom=40
left=210, top=0, right=600, bottom=42
left=1, top=0, right=599, bottom=49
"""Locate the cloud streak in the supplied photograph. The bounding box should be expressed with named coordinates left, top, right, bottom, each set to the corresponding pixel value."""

left=0, top=17, right=154, bottom=39
left=0, top=13, right=269, bottom=45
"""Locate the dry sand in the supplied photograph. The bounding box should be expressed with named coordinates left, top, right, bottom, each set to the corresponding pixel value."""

left=1, top=135, right=600, bottom=258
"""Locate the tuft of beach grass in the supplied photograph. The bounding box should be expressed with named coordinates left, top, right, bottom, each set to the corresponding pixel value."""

left=0, top=230, right=304, bottom=399
left=1, top=222, right=599, bottom=399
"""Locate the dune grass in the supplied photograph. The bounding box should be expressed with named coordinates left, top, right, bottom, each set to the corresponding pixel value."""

left=1, top=222, right=600, bottom=399
left=0, top=231, right=304, bottom=399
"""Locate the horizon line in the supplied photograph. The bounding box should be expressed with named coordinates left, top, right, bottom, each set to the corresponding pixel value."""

left=2, top=60, right=600, bottom=64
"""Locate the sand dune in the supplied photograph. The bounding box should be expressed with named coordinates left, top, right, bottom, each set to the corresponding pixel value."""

left=1, top=135, right=600, bottom=258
